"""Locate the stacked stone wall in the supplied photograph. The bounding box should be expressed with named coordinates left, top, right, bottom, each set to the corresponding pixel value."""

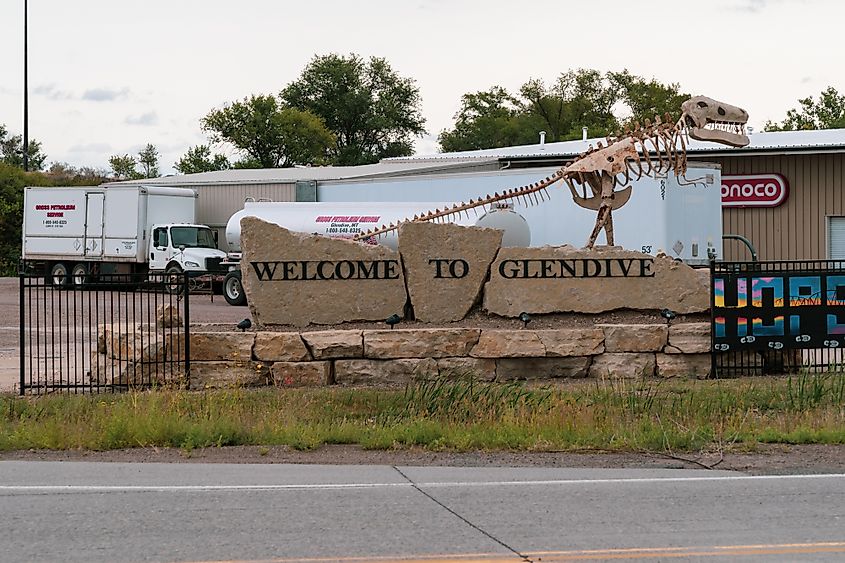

left=92, top=323, right=712, bottom=389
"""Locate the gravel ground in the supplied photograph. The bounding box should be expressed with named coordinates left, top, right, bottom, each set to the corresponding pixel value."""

left=2, top=444, right=844, bottom=475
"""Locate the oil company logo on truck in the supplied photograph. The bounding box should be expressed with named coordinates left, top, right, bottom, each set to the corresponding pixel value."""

left=314, top=215, right=382, bottom=239
left=721, top=174, right=788, bottom=208
left=34, top=203, right=77, bottom=227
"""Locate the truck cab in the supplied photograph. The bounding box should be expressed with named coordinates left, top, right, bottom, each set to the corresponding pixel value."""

left=148, top=223, right=227, bottom=275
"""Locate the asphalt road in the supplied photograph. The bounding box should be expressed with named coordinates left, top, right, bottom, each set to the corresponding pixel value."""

left=2, top=462, right=844, bottom=562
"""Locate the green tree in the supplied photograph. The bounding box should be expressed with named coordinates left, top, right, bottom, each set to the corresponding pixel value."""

left=45, top=162, right=110, bottom=185
left=765, top=86, right=845, bottom=131
left=520, top=69, right=620, bottom=142
left=281, top=53, right=426, bottom=165
left=137, top=143, right=160, bottom=178
left=174, top=145, right=230, bottom=174
left=438, top=86, right=544, bottom=152
left=108, top=154, right=141, bottom=180
left=201, top=94, right=335, bottom=168
left=439, top=70, right=693, bottom=152
left=608, top=70, right=689, bottom=127
left=0, top=163, right=54, bottom=275
left=0, top=124, right=47, bottom=170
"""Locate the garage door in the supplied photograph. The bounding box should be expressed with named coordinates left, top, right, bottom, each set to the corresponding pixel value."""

left=828, top=217, right=845, bottom=259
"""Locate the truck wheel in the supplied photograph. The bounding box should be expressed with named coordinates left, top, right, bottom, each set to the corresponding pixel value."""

left=165, top=264, right=184, bottom=295
left=49, top=262, right=69, bottom=287
left=71, top=263, right=89, bottom=288
left=223, top=271, right=246, bottom=306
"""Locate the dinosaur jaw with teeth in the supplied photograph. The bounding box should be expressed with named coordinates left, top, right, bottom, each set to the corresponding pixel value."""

left=681, top=95, right=750, bottom=148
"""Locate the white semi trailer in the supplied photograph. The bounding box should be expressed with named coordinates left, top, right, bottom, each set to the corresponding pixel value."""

left=21, top=185, right=227, bottom=286
left=316, top=163, right=724, bottom=263
left=220, top=201, right=531, bottom=305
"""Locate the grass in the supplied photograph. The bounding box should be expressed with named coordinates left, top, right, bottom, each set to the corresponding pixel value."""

left=1, top=373, right=844, bottom=453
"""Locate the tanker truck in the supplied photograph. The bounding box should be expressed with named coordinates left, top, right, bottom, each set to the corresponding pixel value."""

left=220, top=201, right=531, bottom=305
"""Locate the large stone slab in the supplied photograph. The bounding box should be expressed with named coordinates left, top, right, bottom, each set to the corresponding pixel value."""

left=240, top=218, right=408, bottom=327
left=483, top=245, right=709, bottom=316
left=253, top=332, right=311, bottom=362
left=271, top=361, right=332, bottom=387
left=666, top=322, right=711, bottom=353
left=470, top=330, right=546, bottom=358
left=188, top=361, right=271, bottom=389
left=496, top=357, right=591, bottom=380
left=536, top=328, right=605, bottom=357
left=436, top=357, right=497, bottom=381
left=363, top=328, right=480, bottom=359
left=599, top=324, right=668, bottom=352
left=588, top=353, right=656, bottom=379
left=398, top=222, right=502, bottom=322
left=334, top=358, right=438, bottom=386
left=301, top=330, right=363, bottom=359
left=189, top=332, right=254, bottom=362
left=656, top=353, right=711, bottom=379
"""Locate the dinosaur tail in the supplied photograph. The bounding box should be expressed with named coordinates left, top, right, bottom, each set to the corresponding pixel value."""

left=353, top=170, right=565, bottom=242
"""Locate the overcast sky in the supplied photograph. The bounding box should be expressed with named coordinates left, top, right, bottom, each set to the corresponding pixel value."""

left=0, top=0, right=842, bottom=175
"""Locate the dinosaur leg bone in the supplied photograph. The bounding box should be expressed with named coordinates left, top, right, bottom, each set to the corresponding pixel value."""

left=585, top=174, right=617, bottom=248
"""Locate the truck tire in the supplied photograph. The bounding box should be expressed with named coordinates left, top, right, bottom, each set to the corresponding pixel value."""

left=165, top=264, right=184, bottom=295
left=71, top=263, right=89, bottom=288
left=49, top=262, right=69, bottom=287
left=223, top=271, right=247, bottom=306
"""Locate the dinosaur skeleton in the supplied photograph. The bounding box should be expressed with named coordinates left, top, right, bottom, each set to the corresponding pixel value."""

left=354, top=96, right=750, bottom=249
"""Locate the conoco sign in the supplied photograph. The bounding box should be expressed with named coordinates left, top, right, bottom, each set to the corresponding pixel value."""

left=721, top=174, right=789, bottom=208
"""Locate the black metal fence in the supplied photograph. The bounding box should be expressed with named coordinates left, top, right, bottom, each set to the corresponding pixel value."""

left=711, top=260, right=845, bottom=377
left=18, top=272, right=190, bottom=394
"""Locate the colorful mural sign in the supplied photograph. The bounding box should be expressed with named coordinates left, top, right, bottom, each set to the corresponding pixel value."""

left=712, top=262, right=845, bottom=351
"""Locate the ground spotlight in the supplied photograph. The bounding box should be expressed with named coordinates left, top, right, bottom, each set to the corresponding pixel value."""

left=660, top=308, right=677, bottom=322
left=519, top=312, right=532, bottom=328
left=237, top=318, right=252, bottom=332
left=385, top=314, right=402, bottom=329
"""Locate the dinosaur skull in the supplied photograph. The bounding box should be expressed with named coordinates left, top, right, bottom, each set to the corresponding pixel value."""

left=680, top=96, right=749, bottom=147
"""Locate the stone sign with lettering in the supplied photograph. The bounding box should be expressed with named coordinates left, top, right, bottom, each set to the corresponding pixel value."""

left=398, top=222, right=502, bottom=323
left=483, top=245, right=709, bottom=316
left=241, top=218, right=710, bottom=325
left=240, top=217, right=408, bottom=326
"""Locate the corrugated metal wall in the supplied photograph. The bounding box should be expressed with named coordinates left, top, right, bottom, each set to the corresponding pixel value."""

left=195, top=182, right=296, bottom=227
left=696, top=153, right=845, bottom=261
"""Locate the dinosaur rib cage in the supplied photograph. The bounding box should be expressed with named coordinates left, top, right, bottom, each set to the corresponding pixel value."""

left=565, top=123, right=688, bottom=199
left=353, top=122, right=689, bottom=242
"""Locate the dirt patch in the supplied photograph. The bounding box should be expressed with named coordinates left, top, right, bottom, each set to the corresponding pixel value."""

left=2, top=443, right=844, bottom=475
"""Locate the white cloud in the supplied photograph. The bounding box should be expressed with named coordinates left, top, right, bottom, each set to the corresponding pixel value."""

left=125, top=112, right=158, bottom=126
left=33, top=84, right=74, bottom=100
left=82, top=88, right=130, bottom=102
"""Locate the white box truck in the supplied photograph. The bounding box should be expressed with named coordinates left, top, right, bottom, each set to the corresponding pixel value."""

left=21, top=185, right=227, bottom=286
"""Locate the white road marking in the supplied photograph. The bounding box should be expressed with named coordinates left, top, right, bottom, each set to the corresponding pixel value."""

left=1, top=472, right=844, bottom=493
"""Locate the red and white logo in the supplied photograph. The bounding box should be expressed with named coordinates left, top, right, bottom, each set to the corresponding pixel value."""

left=721, top=174, right=789, bottom=208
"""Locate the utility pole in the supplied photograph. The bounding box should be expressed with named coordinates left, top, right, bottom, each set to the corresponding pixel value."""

left=23, top=0, right=29, bottom=172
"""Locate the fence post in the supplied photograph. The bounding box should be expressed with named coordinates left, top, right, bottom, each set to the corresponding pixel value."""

left=19, top=275, right=25, bottom=396
left=709, top=259, right=718, bottom=379
left=183, top=272, right=190, bottom=386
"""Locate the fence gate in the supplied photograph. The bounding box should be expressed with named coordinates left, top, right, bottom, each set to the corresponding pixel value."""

left=19, top=272, right=190, bottom=394
left=711, top=260, right=845, bottom=377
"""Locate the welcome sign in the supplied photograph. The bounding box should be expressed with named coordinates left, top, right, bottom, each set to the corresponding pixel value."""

left=241, top=218, right=711, bottom=327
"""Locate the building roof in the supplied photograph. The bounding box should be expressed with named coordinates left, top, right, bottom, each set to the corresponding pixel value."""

left=385, top=128, right=845, bottom=163
left=106, top=158, right=498, bottom=187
